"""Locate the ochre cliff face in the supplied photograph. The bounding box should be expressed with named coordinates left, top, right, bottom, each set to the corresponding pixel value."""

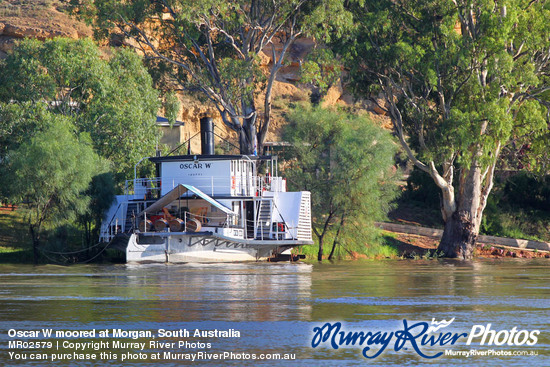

left=174, top=37, right=392, bottom=151
left=0, top=1, right=391, bottom=151
left=0, top=1, right=91, bottom=57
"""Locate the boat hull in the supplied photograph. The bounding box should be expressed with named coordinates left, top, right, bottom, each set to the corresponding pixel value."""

left=126, top=232, right=312, bottom=263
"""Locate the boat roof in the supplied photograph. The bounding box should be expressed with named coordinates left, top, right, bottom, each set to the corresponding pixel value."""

left=149, top=154, right=274, bottom=163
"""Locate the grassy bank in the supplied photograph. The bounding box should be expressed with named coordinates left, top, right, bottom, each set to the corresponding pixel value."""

left=0, top=206, right=118, bottom=264
left=0, top=207, right=34, bottom=263
left=3, top=201, right=546, bottom=265
left=293, top=228, right=400, bottom=261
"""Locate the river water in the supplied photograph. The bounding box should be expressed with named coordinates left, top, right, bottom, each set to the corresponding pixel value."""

left=0, top=259, right=548, bottom=366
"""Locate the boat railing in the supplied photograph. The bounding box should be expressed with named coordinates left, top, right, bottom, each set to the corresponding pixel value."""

left=247, top=217, right=297, bottom=241
left=100, top=200, right=152, bottom=242
left=139, top=210, right=234, bottom=233
left=125, top=178, right=162, bottom=199
left=99, top=202, right=123, bottom=242
left=125, top=175, right=286, bottom=199
left=183, top=211, right=230, bottom=229
left=137, top=208, right=297, bottom=242
left=251, top=197, right=297, bottom=241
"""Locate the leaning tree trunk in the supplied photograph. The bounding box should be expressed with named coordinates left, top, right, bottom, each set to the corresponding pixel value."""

left=239, top=102, right=257, bottom=155
left=328, top=213, right=346, bottom=260
left=318, top=236, right=324, bottom=262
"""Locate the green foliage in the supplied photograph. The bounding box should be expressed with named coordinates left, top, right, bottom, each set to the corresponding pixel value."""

left=70, top=0, right=355, bottom=153
left=343, top=0, right=548, bottom=167
left=481, top=200, right=550, bottom=242
left=481, top=172, right=550, bottom=241
left=79, top=172, right=116, bottom=247
left=504, top=173, right=550, bottom=211
left=162, top=91, right=181, bottom=127
left=2, top=115, right=106, bottom=261
left=0, top=102, right=52, bottom=165
left=0, top=38, right=160, bottom=182
left=0, top=247, right=35, bottom=264
left=0, top=208, right=32, bottom=250
left=336, top=0, right=549, bottom=257
left=283, top=104, right=400, bottom=260
left=403, top=168, right=441, bottom=209
left=300, top=48, right=341, bottom=103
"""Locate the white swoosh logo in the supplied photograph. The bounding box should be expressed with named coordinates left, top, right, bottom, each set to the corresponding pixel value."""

left=427, top=318, right=455, bottom=333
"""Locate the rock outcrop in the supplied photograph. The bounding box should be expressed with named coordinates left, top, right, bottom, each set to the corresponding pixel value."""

left=0, top=1, right=392, bottom=149
left=0, top=1, right=91, bottom=54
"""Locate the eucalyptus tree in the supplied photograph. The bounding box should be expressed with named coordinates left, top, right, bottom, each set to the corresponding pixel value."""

left=343, top=0, right=550, bottom=258
left=0, top=38, right=160, bottom=182
left=71, top=0, right=353, bottom=154
left=283, top=105, right=399, bottom=261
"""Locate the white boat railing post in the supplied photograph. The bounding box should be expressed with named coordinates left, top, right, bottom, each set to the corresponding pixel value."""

left=252, top=201, right=257, bottom=240
left=269, top=201, right=273, bottom=239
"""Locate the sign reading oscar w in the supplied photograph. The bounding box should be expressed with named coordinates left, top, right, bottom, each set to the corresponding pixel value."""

left=160, top=160, right=230, bottom=196
left=311, top=318, right=540, bottom=359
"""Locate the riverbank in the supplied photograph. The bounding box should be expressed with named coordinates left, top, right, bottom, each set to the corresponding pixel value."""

left=2, top=205, right=549, bottom=264
left=0, top=207, right=34, bottom=263
left=384, top=230, right=549, bottom=259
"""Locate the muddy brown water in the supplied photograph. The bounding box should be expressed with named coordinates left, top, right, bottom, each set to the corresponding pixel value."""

left=0, top=259, right=547, bottom=366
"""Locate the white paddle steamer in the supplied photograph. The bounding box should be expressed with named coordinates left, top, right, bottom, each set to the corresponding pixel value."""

left=100, top=117, right=312, bottom=263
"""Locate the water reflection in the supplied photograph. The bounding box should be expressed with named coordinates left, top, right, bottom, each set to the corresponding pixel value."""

left=0, top=259, right=547, bottom=366
left=0, top=263, right=313, bottom=322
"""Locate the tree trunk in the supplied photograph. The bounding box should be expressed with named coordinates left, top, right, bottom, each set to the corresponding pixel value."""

left=437, top=161, right=486, bottom=260
left=328, top=239, right=336, bottom=260
left=239, top=102, right=257, bottom=155
left=317, top=236, right=324, bottom=261
left=29, top=224, right=39, bottom=265
left=328, top=213, right=345, bottom=260
left=238, top=127, right=254, bottom=155
left=438, top=210, right=477, bottom=259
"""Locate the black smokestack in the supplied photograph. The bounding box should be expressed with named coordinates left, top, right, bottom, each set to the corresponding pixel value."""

left=200, top=116, right=215, bottom=155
